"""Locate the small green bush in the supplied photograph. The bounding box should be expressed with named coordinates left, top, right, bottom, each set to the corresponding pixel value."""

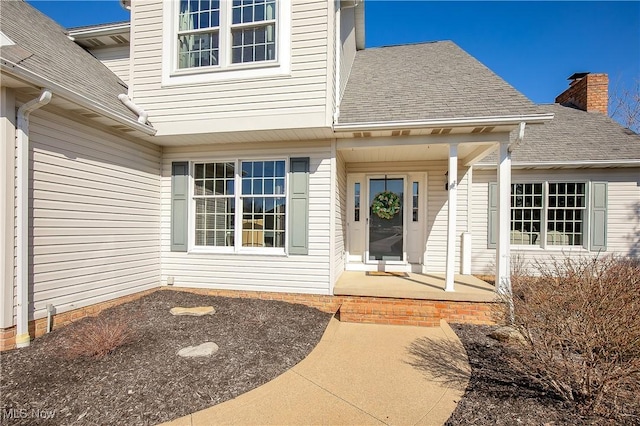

left=504, top=255, right=640, bottom=420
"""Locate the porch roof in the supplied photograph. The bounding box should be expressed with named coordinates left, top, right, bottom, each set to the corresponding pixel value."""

left=339, top=41, right=540, bottom=125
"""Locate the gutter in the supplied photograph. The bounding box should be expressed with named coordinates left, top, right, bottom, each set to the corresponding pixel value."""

left=16, top=89, right=52, bottom=348
left=333, top=113, right=554, bottom=132
left=0, top=59, right=156, bottom=136
left=475, top=159, right=640, bottom=169
left=67, top=22, right=130, bottom=38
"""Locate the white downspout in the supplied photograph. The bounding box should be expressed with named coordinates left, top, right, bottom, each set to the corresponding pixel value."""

left=16, top=89, right=52, bottom=348
left=509, top=121, right=526, bottom=152
left=118, top=94, right=148, bottom=125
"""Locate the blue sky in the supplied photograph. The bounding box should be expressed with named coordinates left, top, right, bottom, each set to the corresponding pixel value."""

left=27, top=1, right=639, bottom=107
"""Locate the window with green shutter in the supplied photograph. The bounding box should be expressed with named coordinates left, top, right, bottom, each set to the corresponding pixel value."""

left=487, top=180, right=606, bottom=251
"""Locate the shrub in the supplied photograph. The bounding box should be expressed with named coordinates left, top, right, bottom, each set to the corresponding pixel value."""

left=504, top=255, right=640, bottom=419
left=63, top=314, right=136, bottom=360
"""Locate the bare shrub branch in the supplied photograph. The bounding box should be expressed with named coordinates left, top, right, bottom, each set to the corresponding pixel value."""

left=500, top=255, right=640, bottom=420
left=610, top=77, right=640, bottom=133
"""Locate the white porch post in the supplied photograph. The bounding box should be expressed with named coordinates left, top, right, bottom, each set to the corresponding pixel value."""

left=496, top=143, right=512, bottom=294
left=445, top=144, right=458, bottom=292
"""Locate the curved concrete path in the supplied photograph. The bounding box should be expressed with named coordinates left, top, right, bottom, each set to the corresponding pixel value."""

left=163, top=319, right=470, bottom=426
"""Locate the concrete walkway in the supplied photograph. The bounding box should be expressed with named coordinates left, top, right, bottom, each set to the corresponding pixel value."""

left=163, top=318, right=470, bottom=426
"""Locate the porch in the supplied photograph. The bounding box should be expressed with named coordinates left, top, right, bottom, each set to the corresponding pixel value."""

left=334, top=271, right=496, bottom=303
left=336, top=130, right=515, bottom=295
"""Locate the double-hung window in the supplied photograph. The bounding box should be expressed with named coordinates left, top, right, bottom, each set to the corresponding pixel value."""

left=231, top=0, right=277, bottom=64
left=192, top=160, right=286, bottom=251
left=178, top=0, right=221, bottom=69
left=176, top=0, right=277, bottom=70
left=193, top=162, right=235, bottom=246
left=240, top=160, right=286, bottom=248
left=510, top=182, right=586, bottom=247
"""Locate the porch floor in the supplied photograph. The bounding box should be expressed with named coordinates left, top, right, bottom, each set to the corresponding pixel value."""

left=334, top=271, right=497, bottom=303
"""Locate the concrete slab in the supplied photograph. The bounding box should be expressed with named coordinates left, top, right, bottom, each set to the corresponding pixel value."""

left=334, top=271, right=497, bottom=302
left=161, top=318, right=470, bottom=426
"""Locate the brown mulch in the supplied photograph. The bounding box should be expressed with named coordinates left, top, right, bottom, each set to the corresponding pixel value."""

left=0, top=290, right=332, bottom=425
left=446, top=324, right=624, bottom=426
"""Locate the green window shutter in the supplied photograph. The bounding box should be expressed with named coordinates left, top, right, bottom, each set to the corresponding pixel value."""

left=590, top=182, right=607, bottom=251
left=487, top=182, right=498, bottom=249
left=288, top=157, right=310, bottom=255
left=171, top=162, right=189, bottom=252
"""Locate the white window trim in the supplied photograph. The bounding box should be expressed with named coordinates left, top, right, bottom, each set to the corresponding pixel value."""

left=510, top=180, right=589, bottom=251
left=162, top=0, right=291, bottom=86
left=187, top=157, right=289, bottom=256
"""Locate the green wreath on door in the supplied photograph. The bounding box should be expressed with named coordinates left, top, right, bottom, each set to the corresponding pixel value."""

left=371, top=191, right=401, bottom=220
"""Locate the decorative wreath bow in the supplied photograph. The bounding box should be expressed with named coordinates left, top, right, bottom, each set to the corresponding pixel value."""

left=371, top=191, right=401, bottom=219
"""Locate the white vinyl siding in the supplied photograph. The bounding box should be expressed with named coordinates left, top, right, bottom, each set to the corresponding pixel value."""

left=424, top=165, right=469, bottom=273
left=25, top=109, right=161, bottom=321
left=130, top=0, right=330, bottom=136
left=90, top=46, right=131, bottom=85
left=471, top=168, right=640, bottom=275
left=334, top=151, right=346, bottom=283
left=161, top=141, right=332, bottom=294
left=338, top=4, right=356, bottom=101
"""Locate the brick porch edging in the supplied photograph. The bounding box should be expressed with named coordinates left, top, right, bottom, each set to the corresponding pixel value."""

left=0, top=288, right=158, bottom=351
left=0, top=286, right=500, bottom=351
left=164, top=287, right=500, bottom=326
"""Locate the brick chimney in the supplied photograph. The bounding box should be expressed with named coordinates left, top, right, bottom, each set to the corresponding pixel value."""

left=555, top=72, right=609, bottom=115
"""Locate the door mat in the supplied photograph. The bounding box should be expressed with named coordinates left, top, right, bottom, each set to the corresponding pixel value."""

left=366, top=271, right=410, bottom=277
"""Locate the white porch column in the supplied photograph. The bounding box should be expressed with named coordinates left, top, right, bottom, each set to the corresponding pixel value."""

left=496, top=143, right=512, bottom=294
left=445, top=144, right=458, bottom=292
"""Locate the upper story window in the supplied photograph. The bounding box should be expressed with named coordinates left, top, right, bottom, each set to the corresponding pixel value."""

left=231, top=0, right=276, bottom=64
left=163, top=0, right=290, bottom=85
left=178, top=0, right=221, bottom=68
left=176, top=0, right=278, bottom=70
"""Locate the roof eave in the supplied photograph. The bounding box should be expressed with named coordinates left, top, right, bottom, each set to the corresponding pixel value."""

left=333, top=113, right=554, bottom=132
left=67, top=23, right=131, bottom=39
left=1, top=59, right=156, bottom=136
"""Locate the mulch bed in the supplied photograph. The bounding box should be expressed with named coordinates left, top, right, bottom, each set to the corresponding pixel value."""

left=0, top=290, right=332, bottom=425
left=447, top=324, right=623, bottom=426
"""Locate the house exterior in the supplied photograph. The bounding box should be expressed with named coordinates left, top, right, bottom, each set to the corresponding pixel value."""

left=1, top=0, right=638, bottom=350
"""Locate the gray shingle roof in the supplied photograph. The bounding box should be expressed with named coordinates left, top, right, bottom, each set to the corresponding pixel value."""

left=339, top=41, right=540, bottom=124
left=0, top=0, right=137, bottom=122
left=480, top=104, right=640, bottom=164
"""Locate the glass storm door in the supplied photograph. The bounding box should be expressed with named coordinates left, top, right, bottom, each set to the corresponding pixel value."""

left=368, top=178, right=404, bottom=261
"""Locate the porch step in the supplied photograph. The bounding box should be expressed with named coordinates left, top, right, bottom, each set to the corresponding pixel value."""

left=337, top=297, right=496, bottom=327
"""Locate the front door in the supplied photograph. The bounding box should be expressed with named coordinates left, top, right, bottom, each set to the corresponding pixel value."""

left=367, top=177, right=405, bottom=262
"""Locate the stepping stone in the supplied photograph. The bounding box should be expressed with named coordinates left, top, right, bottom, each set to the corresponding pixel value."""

left=170, top=306, right=215, bottom=316
left=488, top=326, right=526, bottom=344
left=178, top=342, right=219, bottom=358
